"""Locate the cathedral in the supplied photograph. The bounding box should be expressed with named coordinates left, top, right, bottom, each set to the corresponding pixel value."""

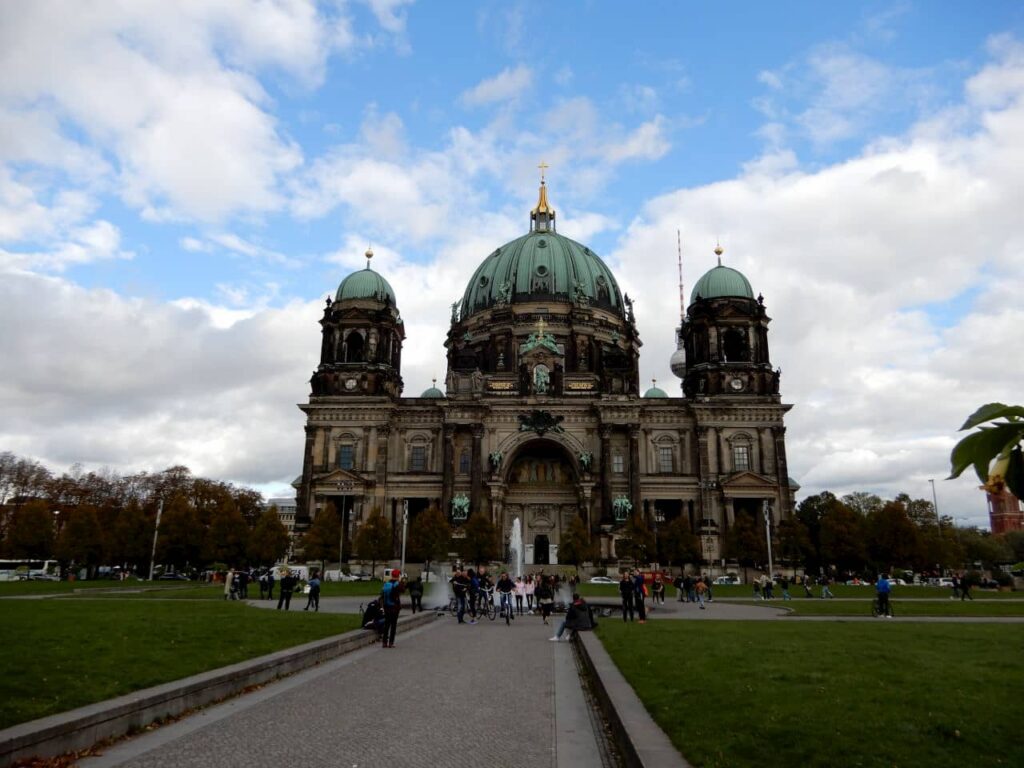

left=295, top=179, right=796, bottom=568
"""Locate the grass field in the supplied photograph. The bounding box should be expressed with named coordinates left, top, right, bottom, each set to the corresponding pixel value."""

left=771, top=599, right=1024, bottom=617
left=576, top=582, right=1020, bottom=600
left=0, top=579, right=384, bottom=600
left=0, top=600, right=362, bottom=729
left=596, top=621, right=1024, bottom=768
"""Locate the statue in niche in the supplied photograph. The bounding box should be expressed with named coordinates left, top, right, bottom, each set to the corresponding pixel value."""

left=496, top=350, right=506, bottom=371
left=578, top=451, right=592, bottom=472
left=450, top=301, right=460, bottom=323
left=572, top=280, right=589, bottom=306
left=451, top=494, right=470, bottom=521
left=488, top=451, right=503, bottom=472
left=471, top=368, right=483, bottom=392
left=534, top=364, right=550, bottom=394
left=496, top=280, right=512, bottom=305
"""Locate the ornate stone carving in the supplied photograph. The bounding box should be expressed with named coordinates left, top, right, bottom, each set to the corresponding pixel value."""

left=518, top=410, right=565, bottom=436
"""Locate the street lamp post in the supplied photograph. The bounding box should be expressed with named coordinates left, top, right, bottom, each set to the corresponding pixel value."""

left=400, top=499, right=409, bottom=575
left=929, top=478, right=941, bottom=524
left=148, top=499, right=163, bottom=581
left=763, top=499, right=774, bottom=581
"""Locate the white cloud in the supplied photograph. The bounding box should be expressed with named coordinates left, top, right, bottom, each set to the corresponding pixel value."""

left=460, top=65, right=534, bottom=107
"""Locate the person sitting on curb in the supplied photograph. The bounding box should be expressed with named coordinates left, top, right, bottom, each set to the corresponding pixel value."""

left=549, top=593, right=596, bottom=641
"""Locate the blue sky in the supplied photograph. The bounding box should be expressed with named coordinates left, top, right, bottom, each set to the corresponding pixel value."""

left=2, top=1, right=1023, bottom=526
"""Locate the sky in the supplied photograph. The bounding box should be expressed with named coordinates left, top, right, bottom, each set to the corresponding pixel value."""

left=2, top=1, right=1023, bottom=528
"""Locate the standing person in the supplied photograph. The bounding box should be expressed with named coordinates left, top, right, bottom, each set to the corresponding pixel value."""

left=467, top=568, right=480, bottom=620
left=685, top=574, right=696, bottom=603
left=451, top=568, right=471, bottom=624
left=704, top=576, right=714, bottom=602
left=951, top=574, right=961, bottom=600
left=763, top=574, right=774, bottom=600
left=224, top=568, right=235, bottom=601
left=960, top=573, right=973, bottom=601
left=673, top=572, right=685, bottom=601
left=695, top=577, right=707, bottom=609
left=536, top=577, right=554, bottom=625
left=237, top=569, right=249, bottom=599
left=408, top=576, right=423, bottom=613
left=266, top=568, right=275, bottom=602
left=259, top=569, right=269, bottom=600
left=380, top=569, right=404, bottom=648
left=875, top=573, right=892, bottom=617
left=633, top=570, right=648, bottom=624
left=304, top=571, right=321, bottom=612
left=525, top=574, right=536, bottom=614
left=820, top=576, right=834, bottom=599
left=753, top=579, right=762, bottom=601
left=277, top=568, right=297, bottom=610
left=652, top=575, right=666, bottom=606
left=619, top=571, right=634, bottom=622
left=780, top=575, right=791, bottom=601
left=514, top=576, right=526, bottom=615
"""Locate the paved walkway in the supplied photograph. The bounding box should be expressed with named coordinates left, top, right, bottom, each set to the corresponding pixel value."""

left=80, top=611, right=606, bottom=768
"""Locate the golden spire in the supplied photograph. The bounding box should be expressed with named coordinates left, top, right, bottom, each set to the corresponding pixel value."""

left=714, top=240, right=723, bottom=267
left=365, top=245, right=374, bottom=269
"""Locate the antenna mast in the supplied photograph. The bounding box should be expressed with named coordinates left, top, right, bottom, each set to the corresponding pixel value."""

left=677, top=228, right=685, bottom=323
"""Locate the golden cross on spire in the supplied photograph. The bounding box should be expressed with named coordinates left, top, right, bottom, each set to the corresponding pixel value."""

left=538, top=160, right=549, bottom=183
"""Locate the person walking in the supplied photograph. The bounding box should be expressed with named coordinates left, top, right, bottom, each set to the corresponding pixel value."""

left=960, top=573, right=974, bottom=601
left=780, top=576, right=791, bottom=601
left=673, top=573, right=685, bottom=602
left=451, top=568, right=471, bottom=624
left=619, top=570, right=634, bottom=622
left=277, top=568, right=297, bottom=610
left=224, top=568, right=235, bottom=601
left=536, top=577, right=554, bottom=625
left=820, top=576, right=834, bottom=599
left=514, top=576, right=526, bottom=615
left=803, top=577, right=815, bottom=598
left=408, top=575, right=423, bottom=613
left=304, top=571, right=321, bottom=612
left=652, top=575, right=666, bottom=606
left=695, top=577, right=708, bottom=609
left=525, top=575, right=536, bottom=614
left=380, top=569, right=404, bottom=647
left=633, top=570, right=648, bottom=624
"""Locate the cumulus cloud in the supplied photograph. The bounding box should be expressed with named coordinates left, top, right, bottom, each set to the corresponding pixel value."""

left=613, top=38, right=1024, bottom=526
left=460, top=65, right=534, bottom=107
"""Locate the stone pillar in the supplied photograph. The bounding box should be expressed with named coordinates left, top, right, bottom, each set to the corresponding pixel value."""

left=697, top=426, right=712, bottom=530
left=772, top=426, right=792, bottom=517
left=470, top=424, right=484, bottom=516
left=600, top=425, right=613, bottom=525
left=297, top=424, right=317, bottom=530
left=629, top=425, right=641, bottom=516
left=375, top=425, right=389, bottom=493
left=442, top=425, right=455, bottom=516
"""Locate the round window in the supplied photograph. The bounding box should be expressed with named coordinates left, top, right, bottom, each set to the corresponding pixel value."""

left=537, top=239, right=547, bottom=248
left=536, top=264, right=549, bottom=276
left=479, top=275, right=489, bottom=287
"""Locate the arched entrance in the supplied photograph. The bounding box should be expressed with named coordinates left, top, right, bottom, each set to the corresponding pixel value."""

left=502, top=439, right=580, bottom=566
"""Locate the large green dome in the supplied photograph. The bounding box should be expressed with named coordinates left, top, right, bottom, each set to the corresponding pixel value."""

left=690, top=264, right=754, bottom=303
left=336, top=267, right=396, bottom=304
left=460, top=230, right=623, bottom=319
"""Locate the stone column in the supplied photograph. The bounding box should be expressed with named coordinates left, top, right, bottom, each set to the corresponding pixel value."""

left=629, top=425, right=641, bottom=515
left=697, top=426, right=712, bottom=531
left=297, top=424, right=317, bottom=530
left=772, top=426, right=792, bottom=517
left=470, top=424, right=484, bottom=516
left=600, top=425, right=613, bottom=525
left=442, top=425, right=455, bottom=516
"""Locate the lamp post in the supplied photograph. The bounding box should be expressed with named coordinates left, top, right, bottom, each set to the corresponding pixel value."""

left=400, top=499, right=409, bottom=575
left=763, top=499, right=774, bottom=581
left=148, top=499, right=163, bottom=581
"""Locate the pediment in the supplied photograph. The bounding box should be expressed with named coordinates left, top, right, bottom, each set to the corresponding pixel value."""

left=312, top=468, right=367, bottom=490
left=721, top=470, right=775, bottom=488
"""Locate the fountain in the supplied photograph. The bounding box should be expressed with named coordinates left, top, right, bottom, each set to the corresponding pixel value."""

left=510, top=517, right=525, bottom=579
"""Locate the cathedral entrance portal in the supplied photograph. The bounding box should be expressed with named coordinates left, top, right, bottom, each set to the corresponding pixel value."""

left=502, top=440, right=578, bottom=566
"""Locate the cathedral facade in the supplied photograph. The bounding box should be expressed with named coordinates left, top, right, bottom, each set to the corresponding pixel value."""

left=296, top=182, right=796, bottom=568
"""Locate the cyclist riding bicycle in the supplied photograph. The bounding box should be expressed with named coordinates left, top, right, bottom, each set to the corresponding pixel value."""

left=496, top=572, right=516, bottom=621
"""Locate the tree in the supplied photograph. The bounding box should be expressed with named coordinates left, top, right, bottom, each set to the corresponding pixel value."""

left=865, top=501, right=920, bottom=572
left=156, top=494, right=203, bottom=571
left=353, top=509, right=393, bottom=577
left=458, top=512, right=500, bottom=567
left=0, top=452, right=52, bottom=504
left=959, top=528, right=1014, bottom=569
left=819, top=501, right=867, bottom=575
left=3, top=498, right=54, bottom=558
left=408, top=505, right=451, bottom=581
left=248, top=507, right=290, bottom=566
left=949, top=403, right=1024, bottom=500
left=842, top=492, right=883, bottom=518
left=300, top=507, right=340, bottom=573
left=777, top=517, right=812, bottom=567
left=658, top=516, right=700, bottom=569
left=558, top=515, right=598, bottom=573
left=615, top=514, right=656, bottom=566
left=795, top=492, right=843, bottom=572
left=56, top=505, right=104, bottom=577
left=723, top=512, right=767, bottom=575
left=111, top=498, right=153, bottom=572
left=205, top=499, right=249, bottom=566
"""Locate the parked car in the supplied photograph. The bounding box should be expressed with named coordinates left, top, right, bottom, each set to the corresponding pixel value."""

left=158, top=572, right=190, bottom=581
left=339, top=571, right=372, bottom=582
left=589, top=576, right=617, bottom=584
left=713, top=575, right=741, bottom=585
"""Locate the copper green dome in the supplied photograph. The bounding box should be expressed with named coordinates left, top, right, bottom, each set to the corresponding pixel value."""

left=335, top=267, right=396, bottom=304
left=460, top=230, right=623, bottom=319
left=643, top=385, right=669, bottom=398
left=690, top=264, right=754, bottom=303
left=420, top=382, right=445, bottom=398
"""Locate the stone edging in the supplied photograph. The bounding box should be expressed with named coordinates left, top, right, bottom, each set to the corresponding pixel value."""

left=575, top=632, right=691, bottom=768
left=1, top=611, right=437, bottom=767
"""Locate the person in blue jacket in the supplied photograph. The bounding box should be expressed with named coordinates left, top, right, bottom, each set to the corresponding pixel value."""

left=875, top=574, right=892, bottom=617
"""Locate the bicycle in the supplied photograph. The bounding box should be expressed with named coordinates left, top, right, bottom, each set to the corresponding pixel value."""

left=871, top=596, right=894, bottom=618
left=474, top=586, right=497, bottom=621
left=498, top=590, right=514, bottom=625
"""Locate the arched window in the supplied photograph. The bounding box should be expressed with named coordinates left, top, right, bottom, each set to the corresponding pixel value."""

left=727, top=431, right=754, bottom=472
left=722, top=328, right=748, bottom=362
left=344, top=331, right=365, bottom=362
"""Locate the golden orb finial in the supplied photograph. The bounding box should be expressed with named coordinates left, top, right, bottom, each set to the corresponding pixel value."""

left=365, top=246, right=374, bottom=268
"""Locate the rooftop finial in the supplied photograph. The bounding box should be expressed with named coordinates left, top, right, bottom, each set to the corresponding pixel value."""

left=677, top=229, right=685, bottom=323
left=432, top=377, right=436, bottom=387
left=365, top=245, right=374, bottom=269
left=531, top=162, right=555, bottom=232
left=714, top=239, right=723, bottom=266
left=652, top=377, right=657, bottom=389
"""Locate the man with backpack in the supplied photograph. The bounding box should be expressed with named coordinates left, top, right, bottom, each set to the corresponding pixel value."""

left=380, top=569, right=405, bottom=648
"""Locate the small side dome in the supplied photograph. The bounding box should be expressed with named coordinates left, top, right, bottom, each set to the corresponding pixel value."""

left=643, top=379, right=669, bottom=398
left=420, top=378, right=445, bottom=399
left=335, top=268, right=396, bottom=304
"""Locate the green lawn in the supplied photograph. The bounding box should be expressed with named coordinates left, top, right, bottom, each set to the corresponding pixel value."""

left=0, top=600, right=362, bottom=729
left=597, top=621, right=1024, bottom=768
left=576, top=582, right=1020, bottom=600
left=0, top=580, right=152, bottom=596
left=770, top=599, right=1024, bottom=617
